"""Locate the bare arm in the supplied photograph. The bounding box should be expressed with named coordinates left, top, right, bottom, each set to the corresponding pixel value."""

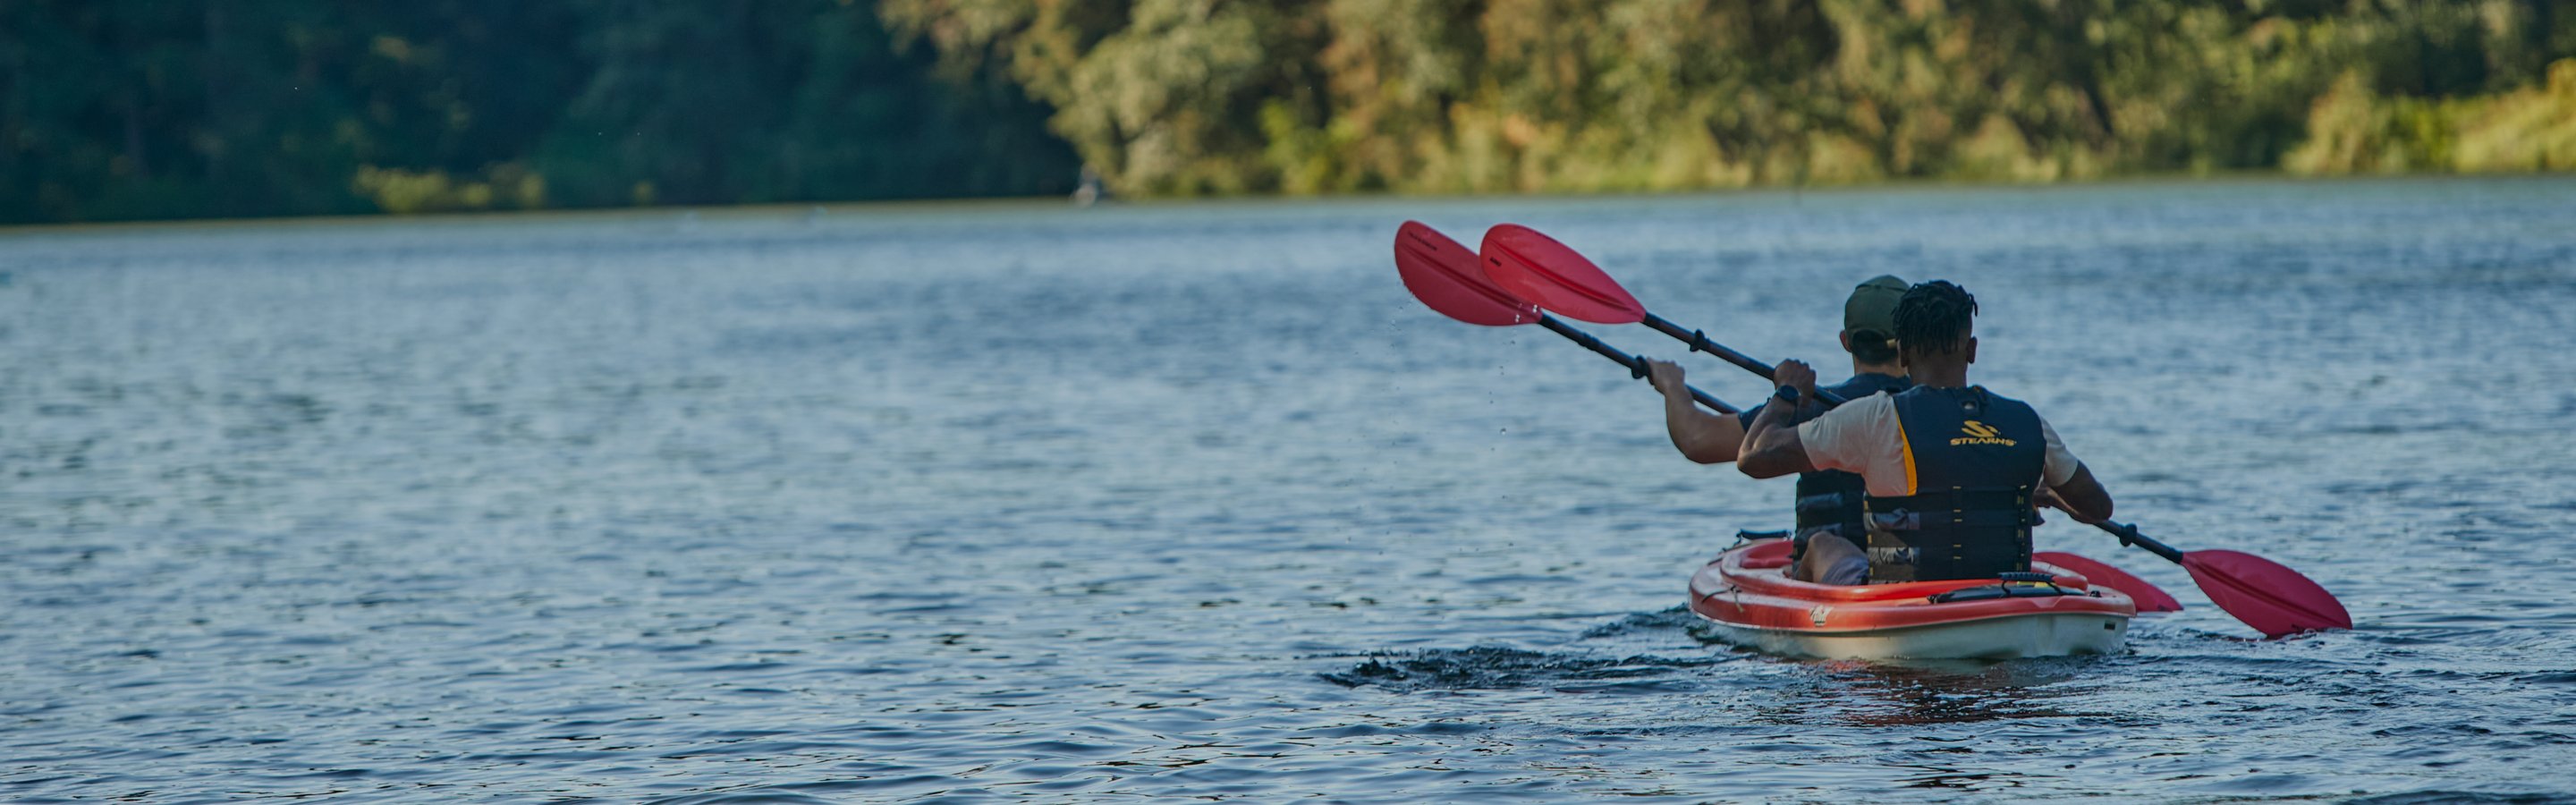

left=1646, top=360, right=1743, bottom=463
left=2032, top=419, right=2113, bottom=523
left=1737, top=360, right=1819, bottom=479
left=2042, top=464, right=2114, bottom=523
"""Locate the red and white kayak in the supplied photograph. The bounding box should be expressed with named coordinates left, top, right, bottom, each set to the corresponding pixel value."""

left=1689, top=538, right=2139, bottom=660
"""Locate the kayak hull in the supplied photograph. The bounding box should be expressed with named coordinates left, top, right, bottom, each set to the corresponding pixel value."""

left=1694, top=609, right=2131, bottom=661
left=1689, top=538, right=2136, bottom=661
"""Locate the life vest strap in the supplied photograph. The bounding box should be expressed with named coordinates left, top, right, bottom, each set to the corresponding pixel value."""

left=1860, top=486, right=2035, bottom=582
left=1793, top=491, right=1852, bottom=516
left=1864, top=488, right=2029, bottom=518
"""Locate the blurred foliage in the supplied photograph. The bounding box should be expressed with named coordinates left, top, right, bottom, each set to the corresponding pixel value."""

left=0, top=0, right=1075, bottom=223
left=3, top=1, right=2571, bottom=223
left=885, top=0, right=2576, bottom=195
left=2290, top=58, right=2576, bottom=174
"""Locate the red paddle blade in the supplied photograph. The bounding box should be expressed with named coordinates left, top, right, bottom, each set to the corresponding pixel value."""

left=2181, top=549, right=2354, bottom=638
left=2035, top=551, right=2184, bottom=613
left=1396, top=221, right=1538, bottom=326
left=1478, top=225, right=1645, bottom=324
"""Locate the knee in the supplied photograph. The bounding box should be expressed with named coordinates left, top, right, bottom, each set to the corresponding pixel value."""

left=1806, top=533, right=1862, bottom=561
left=1796, top=534, right=1867, bottom=585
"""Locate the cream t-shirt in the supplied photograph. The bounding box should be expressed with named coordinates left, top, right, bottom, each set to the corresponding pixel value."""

left=1793, top=390, right=2081, bottom=497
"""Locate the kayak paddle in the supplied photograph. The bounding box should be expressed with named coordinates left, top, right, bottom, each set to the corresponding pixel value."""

left=2086, top=525, right=2350, bottom=638
left=1476, top=223, right=2351, bottom=638
left=2032, top=550, right=2184, bottom=613
left=1483, top=224, right=1816, bottom=396
left=1395, top=221, right=1739, bottom=414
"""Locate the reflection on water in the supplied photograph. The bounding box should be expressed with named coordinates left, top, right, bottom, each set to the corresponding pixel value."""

left=4, top=179, right=2575, bottom=801
left=1806, top=660, right=2097, bottom=726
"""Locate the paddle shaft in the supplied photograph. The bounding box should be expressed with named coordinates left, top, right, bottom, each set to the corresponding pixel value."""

left=1538, top=316, right=1739, bottom=414
left=1640, top=312, right=1852, bottom=406
left=2091, top=521, right=2186, bottom=564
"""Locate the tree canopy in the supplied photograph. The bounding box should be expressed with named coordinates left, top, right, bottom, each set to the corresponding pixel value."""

left=0, top=0, right=1075, bottom=223
left=4, top=1, right=2571, bottom=224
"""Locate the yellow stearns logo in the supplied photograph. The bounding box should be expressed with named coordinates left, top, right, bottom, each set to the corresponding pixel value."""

left=1951, top=419, right=2018, bottom=446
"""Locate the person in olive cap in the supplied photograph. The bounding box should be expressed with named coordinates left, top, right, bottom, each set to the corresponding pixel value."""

left=1643, top=275, right=1912, bottom=582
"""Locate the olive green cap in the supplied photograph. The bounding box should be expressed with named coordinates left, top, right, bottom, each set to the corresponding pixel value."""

left=1843, top=275, right=1907, bottom=339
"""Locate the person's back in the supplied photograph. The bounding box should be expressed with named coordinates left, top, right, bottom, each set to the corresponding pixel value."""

left=1847, top=383, right=2049, bottom=581
left=1758, top=366, right=1907, bottom=549
left=1737, top=281, right=2114, bottom=584
left=1645, top=275, right=1911, bottom=548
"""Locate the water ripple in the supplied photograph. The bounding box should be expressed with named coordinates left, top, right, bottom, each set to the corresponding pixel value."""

left=3, top=181, right=2573, bottom=801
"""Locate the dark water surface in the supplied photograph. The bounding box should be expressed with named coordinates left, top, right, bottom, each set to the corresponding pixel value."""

left=4, top=179, right=2574, bottom=802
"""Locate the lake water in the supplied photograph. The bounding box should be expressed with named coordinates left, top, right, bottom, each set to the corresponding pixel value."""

left=4, top=178, right=2574, bottom=803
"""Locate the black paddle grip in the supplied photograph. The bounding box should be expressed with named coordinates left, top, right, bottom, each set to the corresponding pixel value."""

left=1640, top=313, right=1849, bottom=407
left=2093, top=521, right=2186, bottom=564
left=1536, top=315, right=1738, bottom=414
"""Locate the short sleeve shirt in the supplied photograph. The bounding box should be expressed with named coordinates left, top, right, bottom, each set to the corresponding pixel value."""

left=1735, top=372, right=1911, bottom=430
left=1793, top=390, right=2081, bottom=497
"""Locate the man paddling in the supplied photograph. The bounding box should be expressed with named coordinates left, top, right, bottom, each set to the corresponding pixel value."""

left=1738, top=280, right=2114, bottom=585
left=1643, top=275, right=1912, bottom=576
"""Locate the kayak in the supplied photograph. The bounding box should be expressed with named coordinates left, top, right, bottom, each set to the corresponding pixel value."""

left=1689, top=538, right=2137, bottom=661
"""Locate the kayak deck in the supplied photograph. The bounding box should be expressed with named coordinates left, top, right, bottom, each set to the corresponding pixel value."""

left=1689, top=538, right=2137, bottom=660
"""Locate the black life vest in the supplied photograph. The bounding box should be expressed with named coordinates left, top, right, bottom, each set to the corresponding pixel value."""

left=1861, top=386, right=2045, bottom=582
left=1784, top=373, right=1911, bottom=539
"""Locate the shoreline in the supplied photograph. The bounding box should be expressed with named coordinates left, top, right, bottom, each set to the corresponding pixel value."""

left=4, top=171, right=2570, bottom=237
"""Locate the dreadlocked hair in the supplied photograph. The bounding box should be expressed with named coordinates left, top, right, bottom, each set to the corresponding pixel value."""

left=1894, top=281, right=1978, bottom=357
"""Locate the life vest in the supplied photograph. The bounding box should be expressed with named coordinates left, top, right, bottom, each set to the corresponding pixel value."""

left=1785, top=373, right=1911, bottom=541
left=1861, top=386, right=2045, bottom=582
